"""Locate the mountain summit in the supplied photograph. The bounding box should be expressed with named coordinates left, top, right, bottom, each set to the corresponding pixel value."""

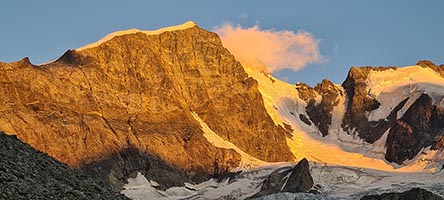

left=1, top=22, right=444, bottom=199
left=76, top=21, right=197, bottom=51
left=0, top=22, right=294, bottom=190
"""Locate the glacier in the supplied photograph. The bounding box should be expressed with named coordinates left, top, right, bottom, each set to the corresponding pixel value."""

left=121, top=64, right=444, bottom=199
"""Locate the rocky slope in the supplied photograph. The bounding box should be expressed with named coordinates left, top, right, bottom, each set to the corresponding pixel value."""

left=0, top=22, right=294, bottom=190
left=0, top=131, right=127, bottom=200
left=360, top=188, right=444, bottom=200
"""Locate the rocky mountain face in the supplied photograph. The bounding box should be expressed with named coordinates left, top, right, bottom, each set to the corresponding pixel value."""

left=347, top=61, right=444, bottom=164
left=0, top=131, right=127, bottom=200
left=386, top=93, right=444, bottom=164
left=341, top=66, right=398, bottom=143
left=2, top=22, right=444, bottom=199
left=294, top=61, right=444, bottom=165
left=296, top=79, right=343, bottom=136
left=0, top=24, right=294, bottom=190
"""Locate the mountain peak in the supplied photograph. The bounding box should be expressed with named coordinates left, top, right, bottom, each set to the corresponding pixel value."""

left=76, top=21, right=198, bottom=51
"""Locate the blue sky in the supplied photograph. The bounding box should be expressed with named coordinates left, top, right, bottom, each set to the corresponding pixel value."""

left=1, top=1, right=444, bottom=85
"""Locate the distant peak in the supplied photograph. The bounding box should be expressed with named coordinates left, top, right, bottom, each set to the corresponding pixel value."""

left=76, top=21, right=198, bottom=51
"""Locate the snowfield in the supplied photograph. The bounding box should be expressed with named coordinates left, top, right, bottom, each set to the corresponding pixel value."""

left=121, top=163, right=444, bottom=199
left=122, top=164, right=294, bottom=200
left=243, top=65, right=442, bottom=172
left=367, top=66, right=444, bottom=121
left=122, top=64, right=444, bottom=199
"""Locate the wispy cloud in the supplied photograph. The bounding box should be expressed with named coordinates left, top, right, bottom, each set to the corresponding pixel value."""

left=214, top=23, right=324, bottom=72
left=238, top=14, right=248, bottom=20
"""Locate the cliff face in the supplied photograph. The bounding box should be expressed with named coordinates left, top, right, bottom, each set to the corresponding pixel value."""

left=386, top=94, right=444, bottom=164
left=0, top=24, right=294, bottom=189
left=340, top=62, right=444, bottom=164
left=341, top=66, right=398, bottom=143
left=296, top=79, right=343, bottom=136
left=289, top=60, right=444, bottom=166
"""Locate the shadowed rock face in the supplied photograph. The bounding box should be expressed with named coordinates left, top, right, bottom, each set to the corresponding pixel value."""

left=386, top=94, right=444, bottom=164
left=0, top=25, right=293, bottom=189
left=253, top=158, right=313, bottom=198
left=341, top=66, right=397, bottom=143
left=296, top=80, right=343, bottom=136
left=340, top=62, right=444, bottom=164
left=0, top=131, right=128, bottom=200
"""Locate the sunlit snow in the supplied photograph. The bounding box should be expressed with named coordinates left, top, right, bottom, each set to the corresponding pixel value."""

left=121, top=64, right=444, bottom=199
left=367, top=66, right=444, bottom=121
left=76, top=21, right=197, bottom=51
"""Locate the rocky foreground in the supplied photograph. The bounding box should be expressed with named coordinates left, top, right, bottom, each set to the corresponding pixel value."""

left=0, top=131, right=127, bottom=199
left=361, top=188, right=444, bottom=200
left=1, top=22, right=444, bottom=199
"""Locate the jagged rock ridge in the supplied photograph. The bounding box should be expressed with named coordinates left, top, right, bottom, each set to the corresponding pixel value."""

left=297, top=60, right=444, bottom=165
left=296, top=79, right=343, bottom=136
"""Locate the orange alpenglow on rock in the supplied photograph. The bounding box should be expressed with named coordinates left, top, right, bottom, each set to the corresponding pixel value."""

left=0, top=21, right=294, bottom=189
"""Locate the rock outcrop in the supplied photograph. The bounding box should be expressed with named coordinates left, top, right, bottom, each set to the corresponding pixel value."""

left=360, top=188, right=444, bottom=200
left=386, top=94, right=444, bottom=164
left=253, top=158, right=313, bottom=198
left=417, top=60, right=444, bottom=77
left=296, top=79, right=343, bottom=136
left=0, top=131, right=127, bottom=200
left=0, top=23, right=294, bottom=189
left=341, top=66, right=398, bottom=143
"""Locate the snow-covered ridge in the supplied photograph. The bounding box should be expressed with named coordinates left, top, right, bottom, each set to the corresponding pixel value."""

left=367, top=65, right=444, bottom=98
left=367, top=65, right=444, bottom=121
left=76, top=21, right=197, bottom=51
left=242, top=64, right=444, bottom=172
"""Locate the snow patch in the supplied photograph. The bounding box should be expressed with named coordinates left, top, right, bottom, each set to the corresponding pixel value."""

left=77, top=21, right=197, bottom=51
left=191, top=111, right=269, bottom=170
left=328, top=86, right=346, bottom=134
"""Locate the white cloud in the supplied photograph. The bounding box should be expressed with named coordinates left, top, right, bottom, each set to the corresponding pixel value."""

left=214, top=23, right=324, bottom=72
